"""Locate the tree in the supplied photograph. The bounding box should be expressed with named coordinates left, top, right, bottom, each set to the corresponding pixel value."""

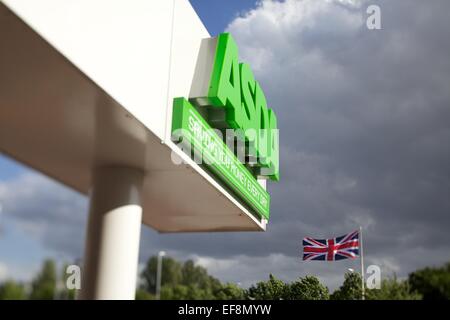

left=331, top=272, right=362, bottom=300
left=141, top=256, right=182, bottom=294
left=135, top=289, right=155, bottom=300
left=366, top=277, right=421, bottom=300
left=140, top=256, right=225, bottom=299
left=182, top=260, right=206, bottom=287
left=0, top=280, right=27, bottom=300
left=161, top=284, right=188, bottom=300
left=160, top=284, right=214, bottom=300
left=245, top=274, right=288, bottom=300
left=214, top=283, right=245, bottom=300
left=30, top=259, right=57, bottom=300
left=408, top=262, right=450, bottom=300
left=181, top=260, right=221, bottom=293
left=287, top=276, right=329, bottom=300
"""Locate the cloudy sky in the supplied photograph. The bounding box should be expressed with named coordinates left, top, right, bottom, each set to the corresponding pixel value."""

left=1, top=0, right=449, bottom=290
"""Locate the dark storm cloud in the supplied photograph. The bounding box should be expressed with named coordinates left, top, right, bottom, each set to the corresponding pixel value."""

left=2, top=0, right=449, bottom=287
left=141, top=0, right=450, bottom=281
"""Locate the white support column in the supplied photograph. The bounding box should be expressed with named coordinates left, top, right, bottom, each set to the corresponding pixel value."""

left=79, top=166, right=144, bottom=300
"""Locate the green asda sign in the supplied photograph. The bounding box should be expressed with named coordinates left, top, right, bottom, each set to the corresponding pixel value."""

left=172, top=98, right=271, bottom=219
left=172, top=33, right=279, bottom=220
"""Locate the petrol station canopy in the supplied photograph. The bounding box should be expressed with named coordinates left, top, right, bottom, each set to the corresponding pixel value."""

left=0, top=0, right=268, bottom=232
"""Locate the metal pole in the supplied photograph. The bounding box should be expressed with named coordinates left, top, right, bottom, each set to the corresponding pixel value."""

left=156, top=251, right=165, bottom=300
left=79, top=166, right=144, bottom=300
left=359, top=226, right=365, bottom=300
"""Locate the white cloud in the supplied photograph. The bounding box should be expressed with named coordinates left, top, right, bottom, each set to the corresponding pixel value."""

left=0, top=262, right=8, bottom=281
left=227, top=0, right=364, bottom=72
left=0, top=171, right=87, bottom=258
left=0, top=261, right=41, bottom=283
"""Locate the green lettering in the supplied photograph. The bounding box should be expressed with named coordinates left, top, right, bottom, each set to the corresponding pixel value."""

left=208, top=33, right=242, bottom=129
left=239, top=63, right=258, bottom=144
left=201, top=33, right=280, bottom=181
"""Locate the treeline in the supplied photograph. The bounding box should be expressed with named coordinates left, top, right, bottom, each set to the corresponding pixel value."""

left=0, top=260, right=76, bottom=300
left=0, top=256, right=449, bottom=300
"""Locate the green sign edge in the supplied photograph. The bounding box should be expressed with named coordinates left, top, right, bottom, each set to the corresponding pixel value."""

left=172, top=97, right=270, bottom=221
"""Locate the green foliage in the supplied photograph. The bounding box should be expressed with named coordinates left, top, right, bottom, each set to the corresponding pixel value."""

left=140, top=255, right=238, bottom=300
left=331, top=272, right=362, bottom=300
left=332, top=272, right=422, bottom=300
left=141, top=256, right=182, bottom=294
left=135, top=288, right=155, bottom=300
left=0, top=280, right=27, bottom=300
left=245, top=275, right=329, bottom=300
left=245, top=274, right=288, bottom=300
left=287, top=276, right=329, bottom=300
left=1, top=256, right=449, bottom=300
left=214, top=283, right=245, bottom=300
left=30, top=259, right=57, bottom=300
left=161, top=285, right=189, bottom=300
left=409, top=262, right=450, bottom=300
left=181, top=260, right=221, bottom=291
left=161, top=284, right=217, bottom=300
left=181, top=260, right=207, bottom=287
left=366, top=277, right=421, bottom=300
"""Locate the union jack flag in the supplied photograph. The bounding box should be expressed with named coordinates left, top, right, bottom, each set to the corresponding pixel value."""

left=303, top=230, right=360, bottom=261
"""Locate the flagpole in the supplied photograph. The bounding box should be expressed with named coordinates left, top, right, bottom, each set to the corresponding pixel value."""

left=359, top=226, right=365, bottom=300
